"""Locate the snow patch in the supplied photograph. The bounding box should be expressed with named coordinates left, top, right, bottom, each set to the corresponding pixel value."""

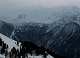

left=0, top=54, right=5, bottom=58
left=0, top=33, right=20, bottom=52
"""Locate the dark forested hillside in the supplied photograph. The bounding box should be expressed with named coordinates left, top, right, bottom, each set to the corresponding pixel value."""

left=10, top=21, right=80, bottom=58
left=0, top=20, right=14, bottom=37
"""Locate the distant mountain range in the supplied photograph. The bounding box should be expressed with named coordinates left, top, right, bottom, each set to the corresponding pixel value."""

left=0, top=6, right=80, bottom=24
left=0, top=6, right=80, bottom=58
left=9, top=20, right=80, bottom=58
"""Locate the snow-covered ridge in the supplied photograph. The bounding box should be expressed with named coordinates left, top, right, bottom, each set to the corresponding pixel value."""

left=0, top=33, right=20, bottom=52
left=0, top=33, right=54, bottom=58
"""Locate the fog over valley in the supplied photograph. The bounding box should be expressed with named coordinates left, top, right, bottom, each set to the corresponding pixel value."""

left=0, top=0, right=80, bottom=24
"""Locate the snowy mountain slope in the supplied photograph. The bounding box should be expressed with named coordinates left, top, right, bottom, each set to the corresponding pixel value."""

left=0, top=54, right=54, bottom=58
left=0, top=33, right=54, bottom=58
left=0, top=33, right=20, bottom=52
left=11, top=23, right=49, bottom=43
left=28, top=55, right=54, bottom=58
left=0, top=54, right=5, bottom=58
left=46, top=22, right=80, bottom=58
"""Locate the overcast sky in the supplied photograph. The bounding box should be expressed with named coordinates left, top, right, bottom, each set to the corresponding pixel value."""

left=0, top=0, right=80, bottom=23
left=0, top=0, right=80, bottom=9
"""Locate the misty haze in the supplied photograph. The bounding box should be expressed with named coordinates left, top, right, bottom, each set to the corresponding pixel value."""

left=0, top=0, right=80, bottom=58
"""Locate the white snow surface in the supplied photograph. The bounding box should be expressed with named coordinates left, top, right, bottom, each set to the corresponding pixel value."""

left=28, top=55, right=54, bottom=58
left=0, top=54, right=55, bottom=58
left=0, top=54, right=5, bottom=58
left=0, top=33, right=54, bottom=58
left=0, top=33, right=20, bottom=52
